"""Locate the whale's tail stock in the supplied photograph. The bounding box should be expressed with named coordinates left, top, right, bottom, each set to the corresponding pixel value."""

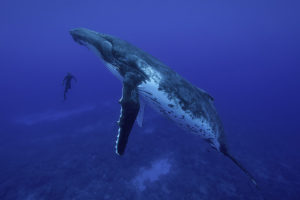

left=219, top=144, right=265, bottom=200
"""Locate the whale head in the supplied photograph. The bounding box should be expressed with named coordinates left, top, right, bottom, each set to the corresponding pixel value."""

left=70, top=28, right=147, bottom=81
left=70, top=28, right=114, bottom=60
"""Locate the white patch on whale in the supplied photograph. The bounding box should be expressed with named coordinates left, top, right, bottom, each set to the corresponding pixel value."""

left=138, top=66, right=219, bottom=147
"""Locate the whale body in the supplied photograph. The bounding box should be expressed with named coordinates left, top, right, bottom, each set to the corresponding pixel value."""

left=70, top=28, right=258, bottom=188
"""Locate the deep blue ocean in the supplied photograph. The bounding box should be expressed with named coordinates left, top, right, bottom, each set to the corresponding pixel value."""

left=1, top=0, right=299, bottom=199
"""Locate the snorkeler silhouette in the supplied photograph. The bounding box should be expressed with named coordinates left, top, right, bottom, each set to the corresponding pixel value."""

left=62, top=73, right=77, bottom=100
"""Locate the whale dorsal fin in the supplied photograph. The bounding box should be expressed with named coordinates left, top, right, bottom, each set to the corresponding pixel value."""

left=137, top=99, right=145, bottom=127
left=115, top=73, right=140, bottom=155
left=198, top=88, right=214, bottom=101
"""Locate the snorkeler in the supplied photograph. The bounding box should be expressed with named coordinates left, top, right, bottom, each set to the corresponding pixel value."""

left=62, top=72, right=77, bottom=100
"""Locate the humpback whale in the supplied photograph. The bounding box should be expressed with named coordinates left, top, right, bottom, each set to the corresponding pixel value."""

left=70, top=28, right=258, bottom=188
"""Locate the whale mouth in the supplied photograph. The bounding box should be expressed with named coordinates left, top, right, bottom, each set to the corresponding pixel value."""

left=70, top=34, right=86, bottom=46
left=70, top=29, right=88, bottom=46
left=75, top=38, right=85, bottom=46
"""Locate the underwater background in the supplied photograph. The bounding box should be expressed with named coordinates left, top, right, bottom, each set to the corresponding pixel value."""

left=1, top=0, right=299, bottom=199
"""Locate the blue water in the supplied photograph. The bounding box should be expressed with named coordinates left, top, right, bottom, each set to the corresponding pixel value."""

left=1, top=0, right=300, bottom=199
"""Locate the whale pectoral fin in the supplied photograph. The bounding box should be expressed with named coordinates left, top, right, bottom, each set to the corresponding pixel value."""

left=115, top=74, right=140, bottom=155
left=136, top=99, right=145, bottom=127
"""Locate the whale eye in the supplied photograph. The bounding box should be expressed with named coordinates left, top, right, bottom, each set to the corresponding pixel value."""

left=102, top=41, right=112, bottom=51
left=100, top=41, right=113, bottom=60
